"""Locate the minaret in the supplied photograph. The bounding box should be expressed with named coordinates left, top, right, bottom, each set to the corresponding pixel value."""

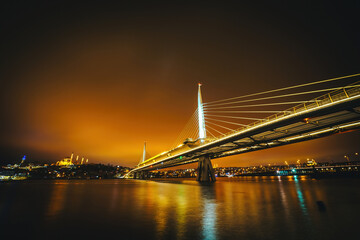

left=198, top=83, right=206, bottom=143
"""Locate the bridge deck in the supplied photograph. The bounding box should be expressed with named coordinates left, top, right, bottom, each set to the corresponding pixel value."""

left=130, top=85, right=360, bottom=174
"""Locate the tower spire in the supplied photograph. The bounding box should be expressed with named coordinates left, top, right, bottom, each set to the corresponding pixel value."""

left=198, top=83, right=206, bottom=143
left=141, top=142, right=146, bottom=163
left=138, top=141, right=147, bottom=166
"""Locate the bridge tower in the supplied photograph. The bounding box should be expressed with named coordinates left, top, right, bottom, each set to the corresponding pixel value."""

left=198, top=83, right=207, bottom=143
left=137, top=142, right=147, bottom=166
left=141, top=142, right=146, bottom=164
left=196, top=84, right=216, bottom=182
left=134, top=142, right=148, bottom=179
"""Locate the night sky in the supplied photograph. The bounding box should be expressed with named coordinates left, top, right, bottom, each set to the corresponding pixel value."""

left=1, top=1, right=360, bottom=167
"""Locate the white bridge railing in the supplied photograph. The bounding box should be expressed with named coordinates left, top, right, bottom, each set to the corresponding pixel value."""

left=205, top=84, right=360, bottom=143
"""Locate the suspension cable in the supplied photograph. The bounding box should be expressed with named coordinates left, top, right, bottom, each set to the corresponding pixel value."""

left=188, top=120, right=198, bottom=140
left=181, top=113, right=196, bottom=140
left=204, top=85, right=360, bottom=107
left=204, top=73, right=360, bottom=105
left=206, top=120, right=236, bottom=132
left=206, top=124, right=226, bottom=136
left=206, top=129, right=216, bottom=138
left=204, top=101, right=309, bottom=110
left=171, top=109, right=198, bottom=148
left=208, top=110, right=287, bottom=114
left=205, top=117, right=248, bottom=126
left=185, top=115, right=197, bottom=140
left=206, top=114, right=262, bottom=121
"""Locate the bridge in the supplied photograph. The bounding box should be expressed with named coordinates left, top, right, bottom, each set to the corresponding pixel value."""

left=126, top=74, right=360, bottom=182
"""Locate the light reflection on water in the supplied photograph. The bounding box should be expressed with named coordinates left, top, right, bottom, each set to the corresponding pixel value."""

left=46, top=181, right=69, bottom=219
left=0, top=177, right=360, bottom=239
left=294, top=175, right=308, bottom=216
left=200, top=185, right=217, bottom=240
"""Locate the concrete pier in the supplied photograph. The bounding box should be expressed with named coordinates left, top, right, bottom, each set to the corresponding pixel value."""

left=196, top=155, right=216, bottom=182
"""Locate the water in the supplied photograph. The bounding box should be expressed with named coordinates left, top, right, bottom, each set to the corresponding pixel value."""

left=1, top=176, right=360, bottom=240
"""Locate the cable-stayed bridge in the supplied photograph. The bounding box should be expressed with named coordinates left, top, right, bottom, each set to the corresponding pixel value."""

left=126, top=74, right=360, bottom=182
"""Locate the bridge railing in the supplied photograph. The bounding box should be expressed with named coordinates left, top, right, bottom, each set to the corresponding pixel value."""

left=205, top=83, right=360, bottom=143
left=134, top=82, right=360, bottom=171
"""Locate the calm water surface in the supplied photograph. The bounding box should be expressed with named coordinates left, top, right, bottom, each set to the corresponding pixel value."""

left=1, top=176, right=360, bottom=240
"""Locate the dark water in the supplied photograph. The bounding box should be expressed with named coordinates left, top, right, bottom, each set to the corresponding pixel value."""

left=1, top=176, right=360, bottom=240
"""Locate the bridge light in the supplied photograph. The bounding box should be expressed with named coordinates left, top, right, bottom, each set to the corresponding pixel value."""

left=179, top=156, right=183, bottom=160
left=303, top=118, right=310, bottom=124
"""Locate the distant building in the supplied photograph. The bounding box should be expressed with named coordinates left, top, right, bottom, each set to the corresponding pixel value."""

left=56, top=157, right=74, bottom=167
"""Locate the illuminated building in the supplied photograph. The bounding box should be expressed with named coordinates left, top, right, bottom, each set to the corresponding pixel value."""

left=56, top=157, right=74, bottom=167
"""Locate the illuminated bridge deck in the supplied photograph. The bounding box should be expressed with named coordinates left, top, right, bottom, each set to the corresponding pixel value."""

left=129, top=85, right=360, bottom=174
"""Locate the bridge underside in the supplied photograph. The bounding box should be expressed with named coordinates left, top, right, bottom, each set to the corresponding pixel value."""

left=128, top=88, right=360, bottom=181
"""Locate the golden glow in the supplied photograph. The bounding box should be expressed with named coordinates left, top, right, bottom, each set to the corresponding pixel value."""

left=2, top=38, right=359, bottom=167
left=1, top=2, right=359, bottom=168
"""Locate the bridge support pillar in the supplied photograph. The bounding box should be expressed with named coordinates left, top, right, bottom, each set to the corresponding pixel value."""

left=139, top=171, right=145, bottom=180
left=196, top=155, right=216, bottom=182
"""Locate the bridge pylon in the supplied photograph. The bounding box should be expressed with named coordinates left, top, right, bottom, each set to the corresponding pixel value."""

left=198, top=83, right=206, bottom=143
left=196, top=155, right=216, bottom=182
left=137, top=142, right=147, bottom=166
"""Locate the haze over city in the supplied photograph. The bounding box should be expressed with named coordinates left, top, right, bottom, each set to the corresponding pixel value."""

left=1, top=1, right=359, bottom=167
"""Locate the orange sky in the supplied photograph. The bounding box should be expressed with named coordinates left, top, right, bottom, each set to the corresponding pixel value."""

left=1, top=1, right=360, bottom=167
